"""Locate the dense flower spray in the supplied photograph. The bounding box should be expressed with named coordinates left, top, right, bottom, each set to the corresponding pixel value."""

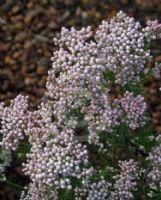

left=0, top=95, right=29, bottom=150
left=0, top=11, right=161, bottom=200
left=109, top=159, right=138, bottom=200
left=147, top=134, right=161, bottom=197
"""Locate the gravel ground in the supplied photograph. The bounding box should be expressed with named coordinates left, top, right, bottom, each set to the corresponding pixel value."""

left=0, top=0, right=161, bottom=199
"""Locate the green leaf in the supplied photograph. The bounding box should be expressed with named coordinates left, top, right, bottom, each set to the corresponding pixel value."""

left=16, top=139, right=31, bottom=159
left=103, top=70, right=115, bottom=82
left=144, top=40, right=151, bottom=51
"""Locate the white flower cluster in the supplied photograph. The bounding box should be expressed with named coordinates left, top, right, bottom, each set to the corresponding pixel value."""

left=147, top=134, right=161, bottom=194
left=110, top=159, right=138, bottom=200
left=113, top=91, right=147, bottom=130
left=25, top=107, right=55, bottom=145
left=75, top=177, right=111, bottom=200
left=23, top=128, right=93, bottom=190
left=0, top=95, right=29, bottom=150
left=20, top=183, right=58, bottom=200
left=45, top=11, right=158, bottom=146
left=96, top=11, right=151, bottom=85
left=143, top=20, right=161, bottom=42
left=47, top=25, right=122, bottom=145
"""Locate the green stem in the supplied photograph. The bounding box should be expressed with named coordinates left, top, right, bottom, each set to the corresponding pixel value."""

left=125, top=137, right=148, bottom=157
left=112, top=133, right=116, bottom=167
left=5, top=179, right=25, bottom=191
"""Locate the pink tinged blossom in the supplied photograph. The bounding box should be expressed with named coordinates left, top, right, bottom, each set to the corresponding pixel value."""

left=147, top=135, right=161, bottom=193
left=0, top=95, right=29, bottom=151
left=110, top=159, right=138, bottom=200
left=113, top=92, right=147, bottom=130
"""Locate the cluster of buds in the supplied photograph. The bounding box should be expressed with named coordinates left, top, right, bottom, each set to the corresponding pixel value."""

left=85, top=94, right=121, bottom=146
left=143, top=20, right=161, bottom=42
left=0, top=95, right=29, bottom=150
left=110, top=159, right=138, bottom=200
left=25, top=106, right=55, bottom=145
left=75, top=177, right=111, bottom=200
left=113, top=91, right=147, bottom=130
left=96, top=11, right=151, bottom=85
left=45, top=11, right=158, bottom=146
left=47, top=26, right=96, bottom=126
left=47, top=24, right=122, bottom=146
left=147, top=134, right=161, bottom=194
left=20, top=183, right=58, bottom=200
left=23, top=128, right=93, bottom=191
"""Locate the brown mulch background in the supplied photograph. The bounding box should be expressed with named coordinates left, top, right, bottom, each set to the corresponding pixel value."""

left=0, top=0, right=161, bottom=199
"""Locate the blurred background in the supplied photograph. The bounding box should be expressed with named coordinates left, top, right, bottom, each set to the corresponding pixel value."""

left=0, top=0, right=161, bottom=199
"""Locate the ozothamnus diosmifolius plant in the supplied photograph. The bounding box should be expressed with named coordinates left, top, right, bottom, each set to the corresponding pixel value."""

left=0, top=11, right=161, bottom=200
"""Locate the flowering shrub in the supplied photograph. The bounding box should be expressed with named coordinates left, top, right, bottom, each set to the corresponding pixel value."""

left=0, top=11, right=161, bottom=200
